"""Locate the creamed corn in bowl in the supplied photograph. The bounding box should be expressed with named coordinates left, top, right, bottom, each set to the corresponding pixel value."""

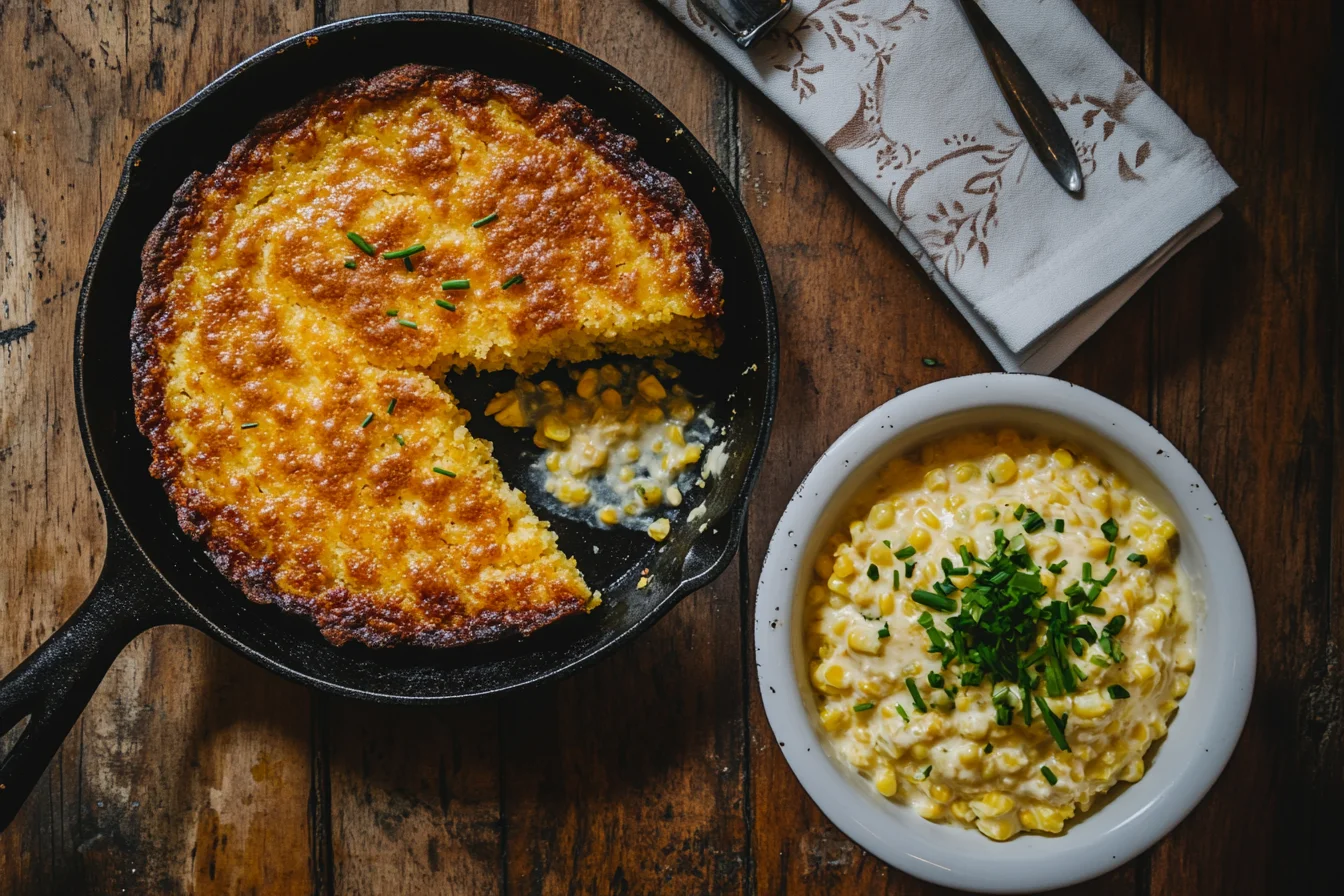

left=805, top=429, right=1196, bottom=840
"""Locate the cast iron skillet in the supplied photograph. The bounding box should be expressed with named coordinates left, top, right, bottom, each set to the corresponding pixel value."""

left=0, top=12, right=777, bottom=830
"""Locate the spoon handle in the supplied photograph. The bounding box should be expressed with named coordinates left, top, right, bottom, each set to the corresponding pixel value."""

left=957, top=0, right=1085, bottom=195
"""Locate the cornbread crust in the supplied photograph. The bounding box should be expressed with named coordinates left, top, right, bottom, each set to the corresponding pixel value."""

left=132, top=65, right=724, bottom=647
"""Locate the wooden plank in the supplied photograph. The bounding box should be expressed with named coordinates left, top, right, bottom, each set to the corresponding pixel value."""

left=1147, top=0, right=1337, bottom=892
left=0, top=2, right=315, bottom=893
left=450, top=1, right=749, bottom=893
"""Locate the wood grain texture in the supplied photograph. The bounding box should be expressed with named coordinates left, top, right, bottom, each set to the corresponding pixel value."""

left=0, top=0, right=1337, bottom=893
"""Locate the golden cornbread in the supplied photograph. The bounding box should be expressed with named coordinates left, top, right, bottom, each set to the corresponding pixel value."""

left=131, top=65, right=724, bottom=647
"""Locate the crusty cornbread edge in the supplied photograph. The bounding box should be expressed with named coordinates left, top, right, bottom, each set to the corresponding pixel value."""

left=131, top=64, right=723, bottom=648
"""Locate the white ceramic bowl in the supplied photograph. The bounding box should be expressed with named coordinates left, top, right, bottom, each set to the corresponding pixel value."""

left=755, top=374, right=1255, bottom=893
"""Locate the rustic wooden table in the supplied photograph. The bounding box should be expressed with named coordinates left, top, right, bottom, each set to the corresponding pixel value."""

left=1, top=1, right=1336, bottom=893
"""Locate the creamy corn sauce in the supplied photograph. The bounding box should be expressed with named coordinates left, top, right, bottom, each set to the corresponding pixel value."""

left=485, top=361, right=713, bottom=540
left=806, top=429, right=1196, bottom=840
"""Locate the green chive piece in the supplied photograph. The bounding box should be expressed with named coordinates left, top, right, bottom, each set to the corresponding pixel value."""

left=983, top=743, right=993, bottom=754
left=432, top=466, right=456, bottom=477
left=1105, top=544, right=1117, bottom=565
left=240, top=422, right=259, bottom=430
left=1023, top=510, right=1045, bottom=533
left=895, top=545, right=917, bottom=560
left=381, top=244, right=426, bottom=260
left=1035, top=696, right=1071, bottom=752
left=912, top=590, right=957, bottom=613
left=865, top=563, right=879, bottom=581
left=360, top=412, right=374, bottom=428
left=394, top=434, right=405, bottom=446
left=471, top=212, right=498, bottom=228
left=386, top=398, right=397, bottom=415
left=1103, top=615, right=1126, bottom=636
left=1013, top=504, right=1026, bottom=520
left=895, top=705, right=910, bottom=723
left=500, top=274, right=524, bottom=290
left=877, top=621, right=890, bottom=639
left=921, top=357, right=940, bottom=367
left=436, top=299, right=457, bottom=311
left=346, top=232, right=376, bottom=255
left=1128, top=552, right=1148, bottom=567
left=441, top=279, right=470, bottom=290
left=1054, top=518, right=1064, bottom=533
left=403, top=256, right=414, bottom=271
left=1108, top=685, right=1131, bottom=699
left=1089, top=656, right=1110, bottom=668
left=853, top=702, right=875, bottom=713
left=397, top=319, right=419, bottom=329
left=905, top=678, right=928, bottom=713
left=344, top=259, right=357, bottom=270
left=386, top=309, right=399, bottom=316
left=1041, top=766, right=1058, bottom=786
left=1101, top=517, right=1119, bottom=541
left=904, top=561, right=916, bottom=577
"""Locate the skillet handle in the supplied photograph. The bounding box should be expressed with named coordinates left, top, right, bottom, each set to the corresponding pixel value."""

left=0, top=515, right=189, bottom=830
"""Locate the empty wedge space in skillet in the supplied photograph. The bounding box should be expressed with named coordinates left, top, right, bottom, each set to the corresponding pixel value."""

left=131, top=63, right=725, bottom=648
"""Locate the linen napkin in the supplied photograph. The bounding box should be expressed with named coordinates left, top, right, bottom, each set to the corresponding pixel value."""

left=655, top=0, right=1237, bottom=372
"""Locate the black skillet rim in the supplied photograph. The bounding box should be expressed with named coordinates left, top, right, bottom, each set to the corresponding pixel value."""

left=72, top=11, right=780, bottom=703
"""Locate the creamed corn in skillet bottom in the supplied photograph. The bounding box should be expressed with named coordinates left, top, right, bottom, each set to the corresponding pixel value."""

left=805, top=429, right=1197, bottom=840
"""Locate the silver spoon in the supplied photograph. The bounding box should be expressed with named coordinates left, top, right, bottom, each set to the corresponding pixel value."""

left=955, top=0, right=1085, bottom=195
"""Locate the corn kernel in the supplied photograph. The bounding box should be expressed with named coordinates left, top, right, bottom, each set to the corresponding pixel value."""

left=1087, top=488, right=1111, bottom=513
left=1052, top=448, right=1075, bottom=469
left=683, top=444, right=703, bottom=464
left=1119, top=759, right=1145, bottom=783
left=988, top=454, right=1018, bottom=484
left=954, top=462, right=979, bottom=483
left=870, top=545, right=894, bottom=566
left=909, top=528, right=932, bottom=551
left=1175, top=647, right=1196, bottom=674
left=1129, top=662, right=1156, bottom=684
left=929, top=783, right=952, bottom=804
left=858, top=678, right=886, bottom=698
left=951, top=801, right=975, bottom=823
left=544, top=451, right=561, bottom=473
left=974, top=503, right=997, bottom=522
left=848, top=628, right=881, bottom=655
left=637, top=375, right=666, bottom=401
left=600, top=388, right=623, bottom=411
left=1139, top=605, right=1167, bottom=631
left=494, top=400, right=526, bottom=428
left=875, top=766, right=898, bottom=797
left=556, top=481, right=591, bottom=505
left=976, top=818, right=1015, bottom=841
left=917, top=802, right=945, bottom=820
left=540, top=415, right=571, bottom=442
left=819, top=706, right=848, bottom=732
left=827, top=576, right=850, bottom=597
left=1087, top=537, right=1111, bottom=558
left=1072, top=690, right=1111, bottom=719
left=833, top=553, right=856, bottom=578
left=823, top=664, right=848, bottom=688
left=813, top=553, right=834, bottom=579
left=924, top=468, right=949, bottom=491
left=916, top=508, right=942, bottom=530
left=576, top=368, right=600, bottom=399
left=879, top=593, right=895, bottom=615
left=1076, top=468, right=1098, bottom=488
left=970, top=792, right=1015, bottom=819
left=1172, top=673, right=1191, bottom=698
left=1155, top=519, right=1177, bottom=539
left=597, top=506, right=620, bottom=526
left=910, top=744, right=929, bottom=761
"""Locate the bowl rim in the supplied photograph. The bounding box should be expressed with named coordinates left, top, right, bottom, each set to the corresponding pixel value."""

left=753, top=372, right=1255, bottom=893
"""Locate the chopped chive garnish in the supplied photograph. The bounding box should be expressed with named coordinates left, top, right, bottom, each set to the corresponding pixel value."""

left=921, top=357, right=940, bottom=367
left=1022, top=510, right=1045, bottom=533
left=905, top=678, right=928, bottom=713
left=866, top=563, right=879, bottom=581
left=436, top=299, right=457, bottom=311
left=1128, top=552, right=1148, bottom=567
left=895, top=705, right=910, bottom=723
left=386, top=309, right=399, bottom=316
left=1100, top=517, right=1119, bottom=541
left=344, top=259, right=357, bottom=269
left=432, top=467, right=456, bottom=477
left=984, top=743, right=993, bottom=753
left=394, top=434, right=405, bottom=446
left=1108, top=685, right=1131, bottom=699
left=346, top=232, right=376, bottom=255
left=853, top=702, right=875, bottom=712
left=904, top=561, right=916, bottom=577
left=397, top=319, right=419, bottom=329
left=895, top=545, right=917, bottom=560
left=360, top=412, right=374, bottom=428
left=1014, top=504, right=1026, bottom=520
left=381, top=244, right=425, bottom=260
left=912, top=590, right=957, bottom=613
left=471, top=212, right=498, bottom=228
left=1103, top=615, right=1126, bottom=636
left=927, top=671, right=945, bottom=689
left=1041, top=766, right=1058, bottom=786
left=877, top=621, right=890, bottom=639
left=1048, top=560, right=1067, bottom=574
left=893, top=569, right=900, bottom=588
left=239, top=422, right=259, bottom=430
left=1054, top=518, right=1064, bottom=533
left=500, top=274, right=524, bottom=290
left=386, top=398, right=397, bottom=415
left=1105, top=544, right=1117, bottom=565
left=403, top=256, right=414, bottom=271
left=441, top=279, right=470, bottom=290
left=1089, top=656, right=1110, bottom=667
left=917, top=765, right=932, bottom=780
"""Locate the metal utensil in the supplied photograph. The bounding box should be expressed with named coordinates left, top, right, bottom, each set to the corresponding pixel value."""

left=956, top=0, right=1084, bottom=195
left=692, top=0, right=793, bottom=48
